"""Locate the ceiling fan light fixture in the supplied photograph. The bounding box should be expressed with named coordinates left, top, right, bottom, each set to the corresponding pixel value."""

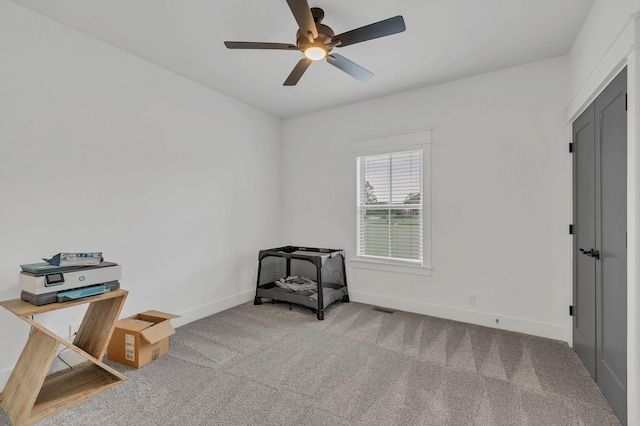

left=304, top=46, right=326, bottom=61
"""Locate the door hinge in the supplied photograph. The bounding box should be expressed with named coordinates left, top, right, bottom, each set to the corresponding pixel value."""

left=569, top=305, right=574, bottom=316
left=569, top=224, right=574, bottom=235
left=569, top=142, right=574, bottom=153
left=625, top=93, right=628, bottom=111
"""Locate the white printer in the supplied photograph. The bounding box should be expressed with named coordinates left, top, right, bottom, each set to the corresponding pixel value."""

left=19, top=262, right=121, bottom=305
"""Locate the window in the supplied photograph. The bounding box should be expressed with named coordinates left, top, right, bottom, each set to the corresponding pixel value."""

left=350, top=129, right=432, bottom=275
left=357, top=150, right=423, bottom=263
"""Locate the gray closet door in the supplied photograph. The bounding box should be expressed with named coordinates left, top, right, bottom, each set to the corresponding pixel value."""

left=573, top=103, right=596, bottom=378
left=573, top=68, right=627, bottom=425
left=595, top=68, right=627, bottom=424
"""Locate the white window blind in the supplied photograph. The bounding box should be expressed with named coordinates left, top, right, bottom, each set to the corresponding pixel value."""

left=357, top=149, right=423, bottom=263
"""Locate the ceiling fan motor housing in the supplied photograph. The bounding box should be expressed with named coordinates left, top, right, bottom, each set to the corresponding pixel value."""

left=296, top=23, right=334, bottom=51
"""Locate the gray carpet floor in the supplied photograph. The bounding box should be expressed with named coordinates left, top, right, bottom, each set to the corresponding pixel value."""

left=0, top=301, right=621, bottom=425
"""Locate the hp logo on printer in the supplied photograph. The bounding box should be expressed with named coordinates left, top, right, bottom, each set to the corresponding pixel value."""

left=79, top=276, right=86, bottom=282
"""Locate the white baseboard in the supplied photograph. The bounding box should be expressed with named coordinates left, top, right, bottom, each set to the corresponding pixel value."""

left=172, top=289, right=255, bottom=328
left=350, top=290, right=569, bottom=342
left=1, top=289, right=566, bottom=393
left=49, top=349, right=87, bottom=374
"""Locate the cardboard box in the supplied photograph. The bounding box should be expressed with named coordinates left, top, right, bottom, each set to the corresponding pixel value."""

left=107, top=310, right=180, bottom=368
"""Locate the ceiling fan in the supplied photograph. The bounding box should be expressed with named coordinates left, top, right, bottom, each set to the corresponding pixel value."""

left=224, top=0, right=406, bottom=86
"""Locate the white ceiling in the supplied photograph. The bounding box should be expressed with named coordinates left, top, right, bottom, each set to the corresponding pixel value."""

left=9, top=0, right=595, bottom=118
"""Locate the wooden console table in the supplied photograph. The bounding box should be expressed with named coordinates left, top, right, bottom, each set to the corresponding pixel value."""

left=0, top=289, right=128, bottom=425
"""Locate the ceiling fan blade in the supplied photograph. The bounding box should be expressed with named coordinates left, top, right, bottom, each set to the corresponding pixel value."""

left=284, top=58, right=313, bottom=86
left=333, top=16, right=406, bottom=47
left=326, top=54, right=373, bottom=82
left=224, top=41, right=298, bottom=50
left=286, top=0, right=318, bottom=42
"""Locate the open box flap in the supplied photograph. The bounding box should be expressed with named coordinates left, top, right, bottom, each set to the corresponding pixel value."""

left=115, top=320, right=150, bottom=332
left=139, top=320, right=176, bottom=344
left=138, top=310, right=180, bottom=321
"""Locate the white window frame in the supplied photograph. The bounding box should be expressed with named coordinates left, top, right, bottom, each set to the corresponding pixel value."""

left=350, top=129, right=433, bottom=276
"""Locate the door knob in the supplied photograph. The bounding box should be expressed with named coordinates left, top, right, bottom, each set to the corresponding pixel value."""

left=579, top=248, right=600, bottom=260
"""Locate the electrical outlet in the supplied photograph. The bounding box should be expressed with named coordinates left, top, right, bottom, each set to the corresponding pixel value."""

left=69, top=323, right=81, bottom=341
left=466, top=293, right=476, bottom=305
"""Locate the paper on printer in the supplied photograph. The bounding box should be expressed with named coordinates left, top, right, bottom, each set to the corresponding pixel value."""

left=43, top=252, right=103, bottom=266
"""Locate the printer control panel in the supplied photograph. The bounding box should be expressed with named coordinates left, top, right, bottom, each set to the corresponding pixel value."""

left=44, top=273, right=64, bottom=287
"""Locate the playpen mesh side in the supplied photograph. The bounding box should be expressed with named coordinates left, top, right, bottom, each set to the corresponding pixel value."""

left=258, top=256, right=287, bottom=286
left=307, top=255, right=345, bottom=285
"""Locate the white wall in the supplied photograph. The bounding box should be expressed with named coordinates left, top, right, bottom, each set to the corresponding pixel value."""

left=282, top=57, right=570, bottom=341
left=570, top=0, right=640, bottom=88
left=568, top=0, right=640, bottom=117
left=0, top=1, right=282, bottom=388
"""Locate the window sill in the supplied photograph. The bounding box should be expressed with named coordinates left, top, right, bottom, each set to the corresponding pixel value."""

left=350, top=258, right=432, bottom=276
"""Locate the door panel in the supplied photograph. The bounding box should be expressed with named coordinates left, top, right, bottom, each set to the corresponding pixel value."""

left=573, top=104, right=597, bottom=379
left=595, top=68, right=627, bottom=425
